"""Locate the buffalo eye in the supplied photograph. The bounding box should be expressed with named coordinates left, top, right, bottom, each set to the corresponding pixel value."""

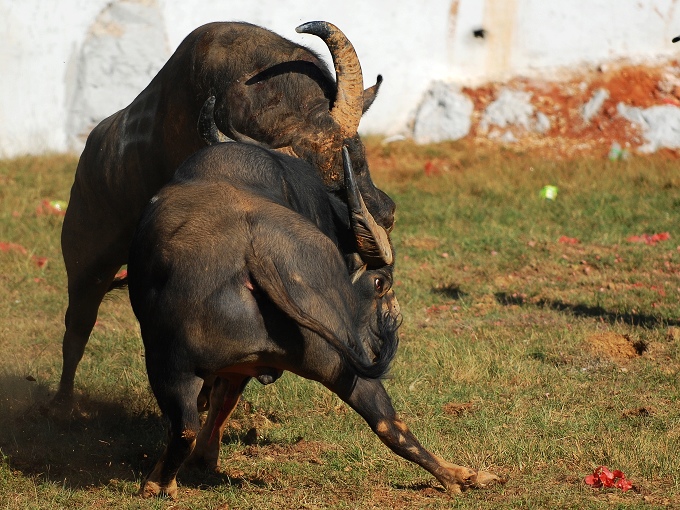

left=374, top=277, right=384, bottom=294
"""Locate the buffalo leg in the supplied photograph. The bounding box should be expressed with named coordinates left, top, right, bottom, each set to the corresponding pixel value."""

left=140, top=372, right=204, bottom=499
left=331, top=376, right=504, bottom=493
left=54, top=264, right=121, bottom=404
left=189, top=375, right=251, bottom=470
left=55, top=196, right=131, bottom=404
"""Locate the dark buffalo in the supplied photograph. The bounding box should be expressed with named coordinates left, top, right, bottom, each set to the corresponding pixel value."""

left=127, top=141, right=500, bottom=498
left=57, top=20, right=394, bottom=404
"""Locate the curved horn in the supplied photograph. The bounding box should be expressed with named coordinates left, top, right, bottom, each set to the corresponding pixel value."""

left=296, top=21, right=364, bottom=137
left=346, top=252, right=367, bottom=284
left=198, top=96, right=232, bottom=145
left=343, top=146, right=393, bottom=266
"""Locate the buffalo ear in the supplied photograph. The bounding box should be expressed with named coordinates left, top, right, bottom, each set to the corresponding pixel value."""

left=245, top=218, right=387, bottom=378
left=362, top=75, right=383, bottom=114
left=246, top=217, right=353, bottom=336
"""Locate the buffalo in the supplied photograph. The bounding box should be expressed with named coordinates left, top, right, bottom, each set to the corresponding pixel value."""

left=126, top=135, right=500, bottom=497
left=57, top=20, right=394, bottom=404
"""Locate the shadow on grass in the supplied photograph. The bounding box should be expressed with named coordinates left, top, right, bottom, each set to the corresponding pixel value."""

left=432, top=284, right=467, bottom=300
left=0, top=375, right=163, bottom=489
left=0, top=374, right=260, bottom=492
left=494, top=292, right=680, bottom=328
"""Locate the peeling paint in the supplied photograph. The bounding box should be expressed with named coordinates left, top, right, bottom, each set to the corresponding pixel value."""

left=65, top=0, right=170, bottom=152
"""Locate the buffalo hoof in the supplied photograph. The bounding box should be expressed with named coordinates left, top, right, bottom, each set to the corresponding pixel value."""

left=186, top=449, right=220, bottom=472
left=435, top=458, right=507, bottom=493
left=138, top=479, right=178, bottom=499
left=472, top=469, right=507, bottom=488
left=42, top=392, right=86, bottom=421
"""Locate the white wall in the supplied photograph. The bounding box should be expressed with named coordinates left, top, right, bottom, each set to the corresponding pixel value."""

left=2, top=0, right=680, bottom=157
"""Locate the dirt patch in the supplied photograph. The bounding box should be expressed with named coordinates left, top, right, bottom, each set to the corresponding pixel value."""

left=442, top=400, right=474, bottom=417
left=667, top=327, right=680, bottom=342
left=621, top=406, right=655, bottom=418
left=585, top=332, right=646, bottom=361
left=236, top=438, right=339, bottom=466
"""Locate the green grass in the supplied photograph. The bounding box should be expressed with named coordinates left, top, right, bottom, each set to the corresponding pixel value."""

left=1, top=141, right=679, bottom=508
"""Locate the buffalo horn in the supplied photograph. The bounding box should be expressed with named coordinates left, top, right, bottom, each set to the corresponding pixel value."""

left=343, top=147, right=393, bottom=266
left=296, top=21, right=364, bottom=137
left=347, top=253, right=367, bottom=284
left=198, top=96, right=231, bottom=145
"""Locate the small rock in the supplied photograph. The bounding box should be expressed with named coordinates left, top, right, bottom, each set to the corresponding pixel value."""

left=481, top=89, right=535, bottom=132
left=581, top=88, right=609, bottom=123
left=618, top=103, right=680, bottom=152
left=534, top=111, right=551, bottom=133
left=500, top=131, right=518, bottom=143
left=413, top=82, right=473, bottom=144
left=480, top=88, right=550, bottom=138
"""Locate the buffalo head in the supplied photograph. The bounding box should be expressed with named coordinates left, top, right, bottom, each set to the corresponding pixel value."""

left=204, top=21, right=395, bottom=230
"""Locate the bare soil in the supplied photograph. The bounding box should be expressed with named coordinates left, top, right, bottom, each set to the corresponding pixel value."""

left=585, top=332, right=644, bottom=361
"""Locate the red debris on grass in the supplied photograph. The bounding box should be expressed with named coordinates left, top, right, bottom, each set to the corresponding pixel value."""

left=424, top=160, right=440, bottom=177
left=115, top=269, right=128, bottom=279
left=584, top=465, right=633, bottom=492
left=0, top=242, right=28, bottom=255
left=426, top=304, right=451, bottom=315
left=626, top=232, right=670, bottom=245
left=32, top=256, right=48, bottom=269
left=0, top=241, right=48, bottom=268
left=558, top=236, right=580, bottom=244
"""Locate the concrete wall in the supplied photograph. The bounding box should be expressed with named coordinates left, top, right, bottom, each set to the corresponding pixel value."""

left=2, top=0, right=680, bottom=157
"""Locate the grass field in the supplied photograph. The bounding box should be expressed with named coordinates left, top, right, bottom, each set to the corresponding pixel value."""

left=1, top=139, right=679, bottom=509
